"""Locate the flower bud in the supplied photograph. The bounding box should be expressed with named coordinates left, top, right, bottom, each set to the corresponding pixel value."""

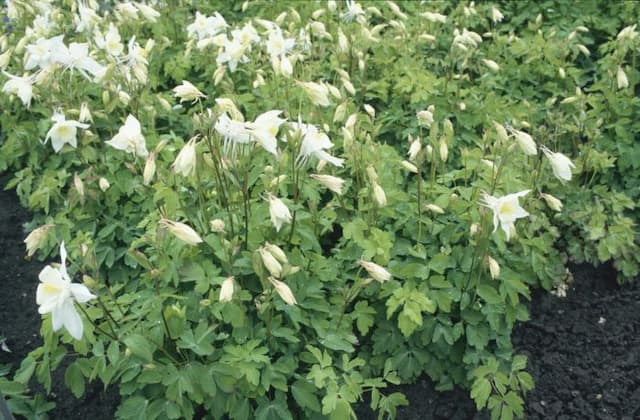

left=297, top=81, right=331, bottom=107
left=172, top=136, right=198, bottom=177
left=118, top=90, right=131, bottom=105
left=310, top=174, right=345, bottom=195
left=143, top=152, right=156, bottom=185
left=79, top=102, right=92, bottom=123
left=24, top=223, right=53, bottom=257
left=424, top=203, right=444, bottom=214
left=74, top=172, right=85, bottom=199
left=99, top=177, right=110, bottom=192
left=416, top=109, right=434, bottom=126
left=401, top=160, right=418, bottom=173
left=439, top=139, right=448, bottom=162
left=482, top=59, right=500, bottom=72
left=213, top=66, right=226, bottom=85
left=270, top=277, right=297, bottom=305
left=265, top=242, right=288, bottom=264
left=210, top=219, right=226, bottom=233
left=486, top=256, right=500, bottom=279
left=260, top=248, right=282, bottom=277
left=366, top=166, right=378, bottom=183
left=408, top=138, right=421, bottom=161
left=357, top=260, right=392, bottom=283
left=219, top=276, right=235, bottom=302
left=617, top=66, right=629, bottom=89
left=267, top=194, right=292, bottom=232
left=541, top=193, right=563, bottom=211
left=160, top=219, right=203, bottom=245
left=173, top=80, right=206, bottom=103
left=373, top=183, right=387, bottom=207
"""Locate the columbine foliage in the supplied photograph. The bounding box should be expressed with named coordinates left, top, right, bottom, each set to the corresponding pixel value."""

left=0, top=1, right=637, bottom=419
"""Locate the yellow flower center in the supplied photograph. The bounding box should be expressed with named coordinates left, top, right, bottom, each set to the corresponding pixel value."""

left=498, top=200, right=516, bottom=217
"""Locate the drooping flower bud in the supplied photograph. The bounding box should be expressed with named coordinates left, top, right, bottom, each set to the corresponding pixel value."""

left=99, top=177, right=110, bottom=192
left=260, top=248, right=282, bottom=277
left=373, top=183, right=387, bottom=207
left=541, top=193, right=563, bottom=212
left=486, top=256, right=500, bottom=279
left=219, top=276, right=235, bottom=302
left=24, top=224, right=54, bottom=257
left=143, top=152, right=156, bottom=185
left=160, top=219, right=203, bottom=245
left=210, top=219, right=226, bottom=233
left=270, top=277, right=297, bottom=305
left=357, top=260, right=392, bottom=283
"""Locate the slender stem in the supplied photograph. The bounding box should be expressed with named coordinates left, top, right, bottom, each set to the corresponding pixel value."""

left=77, top=304, right=117, bottom=341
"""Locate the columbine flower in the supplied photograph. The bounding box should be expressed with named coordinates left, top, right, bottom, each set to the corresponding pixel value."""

left=424, top=203, right=444, bottom=214
left=480, top=190, right=530, bottom=241
left=172, top=136, right=198, bottom=177
left=105, top=114, right=148, bottom=158
left=143, top=152, right=156, bottom=185
left=297, top=81, right=331, bottom=107
left=95, top=23, right=124, bottom=56
left=373, top=183, right=387, bottom=207
left=357, top=260, right=391, bottom=283
left=293, top=121, right=344, bottom=167
left=260, top=247, right=282, bottom=277
left=342, top=0, right=365, bottom=22
left=482, top=59, right=500, bottom=72
left=265, top=28, right=295, bottom=58
left=270, top=277, right=297, bottom=305
left=45, top=112, right=89, bottom=153
left=541, top=146, right=575, bottom=182
left=219, top=276, right=235, bottom=302
left=99, top=177, right=110, bottom=192
left=2, top=72, right=34, bottom=108
left=159, top=219, right=203, bottom=245
left=36, top=242, right=96, bottom=340
left=246, top=110, right=286, bottom=156
left=187, top=11, right=228, bottom=41
left=486, top=256, right=500, bottom=279
left=491, top=7, right=504, bottom=23
left=24, top=224, right=54, bottom=257
left=216, top=37, right=250, bottom=72
left=267, top=194, right=292, bottom=232
left=173, top=80, right=206, bottom=103
left=310, top=174, right=345, bottom=195
left=416, top=108, right=434, bottom=126
left=215, top=113, right=252, bottom=157
left=541, top=192, right=563, bottom=212
left=264, top=242, right=288, bottom=264
left=408, top=137, right=421, bottom=161
left=210, top=219, right=226, bottom=233
left=508, top=127, right=537, bottom=155
left=617, top=66, right=629, bottom=89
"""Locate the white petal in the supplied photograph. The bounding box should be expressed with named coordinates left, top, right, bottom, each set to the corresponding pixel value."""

left=38, top=265, right=63, bottom=284
left=70, top=283, right=96, bottom=303
left=57, top=300, right=83, bottom=339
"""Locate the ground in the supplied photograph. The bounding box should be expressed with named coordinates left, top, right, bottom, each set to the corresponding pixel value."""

left=1, top=174, right=639, bottom=419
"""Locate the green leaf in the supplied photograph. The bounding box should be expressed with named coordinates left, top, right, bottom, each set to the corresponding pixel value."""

left=14, top=357, right=36, bottom=384
left=116, top=396, right=149, bottom=420
left=329, top=398, right=353, bottom=420
left=477, top=285, right=503, bottom=305
left=292, top=380, right=321, bottom=412
left=429, top=253, right=453, bottom=274
left=470, top=378, right=491, bottom=410
left=177, top=324, right=215, bottom=356
left=64, top=362, right=85, bottom=398
left=123, top=334, right=155, bottom=363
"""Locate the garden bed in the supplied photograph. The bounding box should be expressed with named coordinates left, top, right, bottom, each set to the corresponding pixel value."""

left=2, top=175, right=638, bottom=419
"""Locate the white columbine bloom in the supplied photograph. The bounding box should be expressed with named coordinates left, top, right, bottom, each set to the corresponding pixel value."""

left=246, top=110, right=286, bottom=156
left=310, top=174, right=345, bottom=195
left=219, top=276, right=235, bottom=302
left=267, top=194, right=292, bottom=232
left=481, top=190, right=530, bottom=241
left=172, top=136, right=198, bottom=177
left=357, top=260, right=392, bottom=283
left=36, top=242, right=96, bottom=340
left=269, top=277, right=297, bottom=305
left=173, top=80, right=206, bottom=103
left=617, top=66, right=629, bottom=89
left=105, top=114, right=148, bottom=158
left=293, top=120, right=344, bottom=167
left=215, top=113, right=252, bottom=157
left=541, top=146, right=575, bottom=182
left=508, top=127, right=537, bottom=155
left=297, top=81, right=331, bottom=107
left=159, top=219, right=203, bottom=245
left=45, top=112, right=89, bottom=152
left=2, top=72, right=34, bottom=108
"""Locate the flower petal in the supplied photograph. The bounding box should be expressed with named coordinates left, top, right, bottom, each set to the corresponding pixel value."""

left=70, top=283, right=96, bottom=303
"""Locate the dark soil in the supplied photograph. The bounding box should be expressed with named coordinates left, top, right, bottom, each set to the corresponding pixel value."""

left=1, top=173, right=639, bottom=419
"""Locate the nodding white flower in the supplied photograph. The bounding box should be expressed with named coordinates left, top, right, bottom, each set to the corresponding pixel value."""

left=486, top=256, right=500, bottom=279
left=617, top=24, right=638, bottom=41
left=260, top=247, right=283, bottom=277
left=416, top=108, right=434, bottom=126
left=480, top=190, right=530, bottom=241
left=491, top=7, right=504, bottom=23
left=408, top=138, right=422, bottom=161
left=173, top=80, right=206, bottom=103
left=25, top=36, right=65, bottom=70
left=541, top=146, right=575, bottom=182
left=293, top=121, right=344, bottom=167
left=159, top=219, right=203, bottom=245
left=507, top=127, right=537, bottom=155
left=215, top=98, right=244, bottom=121
left=373, top=183, right=387, bottom=207
left=134, top=2, right=160, bottom=22
left=493, top=121, right=509, bottom=142
left=115, top=2, right=139, bottom=20
left=74, top=172, right=85, bottom=198
left=297, top=81, right=331, bottom=107
left=210, top=219, right=226, bottom=233
left=36, top=242, right=96, bottom=340
left=105, top=114, right=148, bottom=158
left=57, top=42, right=104, bottom=79
left=143, top=152, right=156, bottom=185
left=219, top=276, right=235, bottom=302
left=364, top=104, right=375, bottom=119
left=232, top=22, right=261, bottom=48
left=45, top=112, right=89, bottom=153
left=310, top=174, right=345, bottom=195
left=617, top=66, right=629, bottom=89
left=424, top=203, right=444, bottom=214
left=24, top=224, right=54, bottom=257
left=246, top=110, right=286, bottom=156
left=172, top=136, right=198, bottom=177
left=439, top=139, right=448, bottom=162
left=2, top=72, right=34, bottom=107
left=342, top=0, right=366, bottom=22
left=482, top=59, right=500, bottom=72
left=401, top=160, right=418, bottom=173
left=187, top=11, right=228, bottom=41
left=79, top=102, right=92, bottom=123
left=99, top=177, right=110, bottom=192
left=265, top=242, right=288, bottom=264
left=541, top=193, right=563, bottom=212
left=357, top=260, right=391, bottom=283
left=337, top=27, right=349, bottom=52
left=421, top=11, right=447, bottom=23
left=216, top=37, right=250, bottom=73
left=269, top=277, right=297, bottom=305
left=267, top=194, right=292, bottom=232
left=75, top=2, right=101, bottom=33
left=215, top=113, right=252, bottom=157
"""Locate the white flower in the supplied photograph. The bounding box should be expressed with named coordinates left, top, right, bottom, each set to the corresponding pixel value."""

left=482, top=59, right=500, bottom=72
left=421, top=11, right=447, bottom=23
left=75, top=2, right=101, bottom=33
left=25, top=36, right=65, bottom=70
left=617, top=24, right=638, bottom=41
left=246, top=110, right=286, bottom=156
left=617, top=66, right=629, bottom=89
left=215, top=113, right=252, bottom=157
left=134, top=2, right=160, bottom=22
left=408, top=138, right=422, bottom=161
left=216, top=37, right=249, bottom=72
left=491, top=7, right=504, bottom=23
left=36, top=242, right=96, bottom=340
left=269, top=277, right=297, bottom=305
left=24, top=224, right=54, bottom=257
left=210, top=219, right=226, bottom=233
left=143, top=152, right=156, bottom=185
left=267, top=194, right=292, bottom=232
left=293, top=121, right=344, bottom=167
left=219, top=276, right=235, bottom=302
left=172, top=136, right=198, bottom=177
left=480, top=190, right=530, bottom=241
left=357, top=260, right=391, bottom=283
left=2, top=72, right=34, bottom=107
left=260, top=247, right=282, bottom=277
left=342, top=0, right=365, bottom=22
left=401, top=160, right=418, bottom=173
left=173, top=80, right=206, bottom=103
left=541, top=146, right=575, bottom=182
left=99, top=177, right=110, bottom=192
left=45, top=112, right=89, bottom=153
left=159, top=219, right=203, bottom=245
left=96, top=23, right=124, bottom=56
left=416, top=108, right=434, bottom=126
left=265, top=28, right=295, bottom=58
left=508, top=127, right=537, bottom=155
left=105, top=114, right=148, bottom=158
left=541, top=192, right=563, bottom=212
left=264, top=242, right=288, bottom=264
left=297, top=81, right=331, bottom=107
left=424, top=203, right=444, bottom=214
left=373, top=183, right=387, bottom=207
left=187, top=11, right=228, bottom=41
left=310, top=174, right=345, bottom=195
left=486, top=256, right=500, bottom=279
